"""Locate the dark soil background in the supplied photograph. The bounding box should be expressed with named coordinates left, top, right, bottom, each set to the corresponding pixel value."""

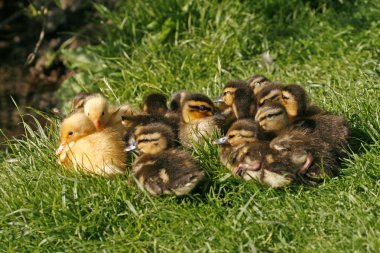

left=0, top=0, right=94, bottom=145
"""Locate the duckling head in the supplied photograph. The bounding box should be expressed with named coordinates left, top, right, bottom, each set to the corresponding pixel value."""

left=246, top=74, right=271, bottom=95
left=281, top=84, right=308, bottom=118
left=215, top=81, right=247, bottom=106
left=256, top=84, right=283, bottom=107
left=181, top=93, right=216, bottom=123
left=56, top=112, right=96, bottom=155
left=143, top=93, right=168, bottom=115
left=213, top=119, right=262, bottom=146
left=83, top=94, right=110, bottom=130
left=232, top=87, right=256, bottom=119
left=169, top=91, right=189, bottom=112
left=126, top=123, right=175, bottom=155
left=71, top=92, right=93, bottom=111
left=255, top=102, right=289, bottom=133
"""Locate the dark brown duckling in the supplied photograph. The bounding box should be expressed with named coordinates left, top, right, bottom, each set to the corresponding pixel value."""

left=213, top=81, right=248, bottom=122
left=213, top=119, right=269, bottom=173
left=179, top=93, right=224, bottom=148
left=270, top=127, right=342, bottom=180
left=121, top=114, right=180, bottom=146
left=125, top=123, right=204, bottom=196
left=169, top=90, right=190, bottom=113
left=214, top=80, right=248, bottom=106
left=256, top=83, right=284, bottom=107
left=246, top=74, right=272, bottom=96
left=143, top=93, right=168, bottom=115
left=281, top=84, right=322, bottom=120
left=257, top=83, right=321, bottom=120
left=238, top=148, right=314, bottom=188
left=255, top=102, right=290, bottom=136
left=268, top=111, right=349, bottom=181
left=71, top=92, right=94, bottom=111
left=231, top=87, right=257, bottom=119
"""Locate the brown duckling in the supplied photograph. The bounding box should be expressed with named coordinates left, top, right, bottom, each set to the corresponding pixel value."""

left=179, top=93, right=224, bottom=148
left=56, top=112, right=126, bottom=177
left=71, top=92, right=94, bottom=111
left=121, top=113, right=180, bottom=146
left=214, top=80, right=248, bottom=107
left=213, top=119, right=269, bottom=173
left=143, top=93, right=168, bottom=115
left=256, top=83, right=284, bottom=107
left=257, top=83, right=321, bottom=120
left=281, top=84, right=322, bottom=119
left=263, top=111, right=349, bottom=182
left=169, top=90, right=190, bottom=113
left=246, top=74, right=272, bottom=95
left=126, top=123, right=204, bottom=196
left=270, top=127, right=342, bottom=180
left=232, top=87, right=257, bottom=119
left=255, top=102, right=289, bottom=136
left=214, top=81, right=256, bottom=126
left=235, top=148, right=314, bottom=188
left=211, top=118, right=312, bottom=186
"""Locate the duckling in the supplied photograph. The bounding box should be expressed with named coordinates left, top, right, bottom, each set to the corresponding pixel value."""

left=270, top=111, right=348, bottom=175
left=255, top=102, right=289, bottom=135
left=257, top=83, right=321, bottom=120
left=236, top=148, right=314, bottom=188
left=214, top=81, right=254, bottom=125
left=121, top=113, right=180, bottom=146
left=256, top=83, right=284, bottom=107
left=71, top=92, right=94, bottom=111
left=270, top=128, right=341, bottom=180
left=213, top=119, right=269, bottom=173
left=82, top=94, right=135, bottom=133
left=281, top=84, right=322, bottom=120
left=179, top=93, right=224, bottom=148
left=56, top=112, right=126, bottom=177
left=169, top=90, right=190, bottom=113
left=143, top=93, right=168, bottom=115
left=214, top=80, right=248, bottom=106
left=246, top=74, right=272, bottom=95
left=126, top=123, right=204, bottom=196
left=232, top=87, right=257, bottom=119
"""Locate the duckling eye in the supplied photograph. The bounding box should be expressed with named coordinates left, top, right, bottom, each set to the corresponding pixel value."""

left=102, top=111, right=105, bottom=116
left=68, top=131, right=74, bottom=136
left=199, top=106, right=206, bottom=111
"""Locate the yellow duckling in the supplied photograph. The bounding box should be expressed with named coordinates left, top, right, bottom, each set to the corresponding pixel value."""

left=83, top=94, right=136, bottom=131
left=126, top=123, right=204, bottom=196
left=179, top=93, right=224, bottom=148
left=56, top=112, right=126, bottom=177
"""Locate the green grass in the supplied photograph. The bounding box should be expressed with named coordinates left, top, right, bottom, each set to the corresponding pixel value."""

left=1, top=0, right=380, bottom=251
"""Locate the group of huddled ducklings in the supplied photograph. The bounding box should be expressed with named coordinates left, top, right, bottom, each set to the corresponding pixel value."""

left=55, top=74, right=349, bottom=195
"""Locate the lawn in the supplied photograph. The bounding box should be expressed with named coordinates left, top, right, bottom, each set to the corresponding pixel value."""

left=1, top=0, right=379, bottom=252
